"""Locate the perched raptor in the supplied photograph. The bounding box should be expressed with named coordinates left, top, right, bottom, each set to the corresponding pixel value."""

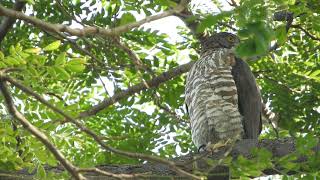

left=185, top=32, right=262, bottom=151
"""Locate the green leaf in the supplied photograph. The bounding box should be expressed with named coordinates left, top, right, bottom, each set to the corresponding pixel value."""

left=36, top=164, right=46, bottom=178
left=275, top=25, right=287, bottom=45
left=47, top=156, right=57, bottom=167
left=66, top=63, right=85, bottom=72
left=47, top=67, right=56, bottom=78
left=9, top=45, right=16, bottom=55
left=65, top=58, right=86, bottom=72
left=68, top=58, right=86, bottom=65
left=27, top=66, right=39, bottom=76
left=236, top=22, right=273, bottom=58
left=55, top=52, right=66, bottom=66
left=4, top=57, right=20, bottom=66
left=296, top=134, right=319, bottom=154
left=120, top=13, right=136, bottom=25
left=53, top=66, right=71, bottom=80
left=36, top=150, right=48, bottom=163
left=197, top=15, right=219, bottom=33
left=0, top=62, right=7, bottom=68
left=14, top=55, right=27, bottom=64
left=25, top=0, right=35, bottom=4
left=236, top=38, right=256, bottom=57
left=0, top=51, right=5, bottom=59
left=24, top=48, right=41, bottom=54
left=282, top=161, right=299, bottom=170
left=43, top=40, right=61, bottom=51
left=197, top=11, right=231, bottom=33
left=35, top=55, right=47, bottom=65
left=158, top=0, right=177, bottom=7
left=153, top=56, right=159, bottom=67
left=288, top=0, right=295, bottom=5
left=309, top=70, right=320, bottom=77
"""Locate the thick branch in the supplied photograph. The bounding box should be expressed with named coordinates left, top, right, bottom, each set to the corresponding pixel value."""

left=0, top=1, right=188, bottom=37
left=1, top=138, right=318, bottom=179
left=0, top=0, right=26, bottom=43
left=0, top=77, right=85, bottom=180
left=79, top=61, right=195, bottom=118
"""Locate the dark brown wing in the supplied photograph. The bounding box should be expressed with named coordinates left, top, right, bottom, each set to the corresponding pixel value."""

left=231, top=58, right=262, bottom=138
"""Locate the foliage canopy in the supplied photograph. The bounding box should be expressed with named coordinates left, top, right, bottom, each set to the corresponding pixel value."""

left=0, top=0, right=319, bottom=179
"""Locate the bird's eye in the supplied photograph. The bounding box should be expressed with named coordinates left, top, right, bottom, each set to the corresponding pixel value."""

left=227, top=36, right=235, bottom=42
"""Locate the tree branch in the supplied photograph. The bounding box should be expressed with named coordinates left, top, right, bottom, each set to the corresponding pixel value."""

left=291, top=24, right=320, bottom=41
left=0, top=75, right=85, bottom=180
left=1, top=138, right=319, bottom=179
left=0, top=1, right=188, bottom=37
left=1, top=74, right=201, bottom=180
left=112, top=37, right=152, bottom=72
left=77, top=168, right=150, bottom=179
left=79, top=61, right=195, bottom=118
left=0, top=0, right=26, bottom=43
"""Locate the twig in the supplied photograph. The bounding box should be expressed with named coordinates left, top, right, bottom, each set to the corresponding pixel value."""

left=1, top=74, right=201, bottom=180
left=217, top=22, right=238, bottom=31
left=153, top=92, right=187, bottom=124
left=291, top=24, right=320, bottom=41
left=112, top=37, right=152, bottom=72
left=78, top=168, right=150, bottom=179
left=0, top=77, right=85, bottom=180
left=111, top=36, right=156, bottom=90
left=0, top=1, right=188, bottom=37
left=226, top=0, right=238, bottom=7
left=55, top=0, right=83, bottom=25
left=46, top=92, right=65, bottom=102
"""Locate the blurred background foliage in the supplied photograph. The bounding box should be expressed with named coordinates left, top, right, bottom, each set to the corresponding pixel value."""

left=0, top=0, right=319, bottom=179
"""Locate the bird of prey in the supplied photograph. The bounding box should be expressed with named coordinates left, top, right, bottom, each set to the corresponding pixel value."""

left=185, top=32, right=262, bottom=151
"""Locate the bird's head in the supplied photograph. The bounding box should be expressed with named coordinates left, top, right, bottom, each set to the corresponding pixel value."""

left=200, top=32, right=240, bottom=51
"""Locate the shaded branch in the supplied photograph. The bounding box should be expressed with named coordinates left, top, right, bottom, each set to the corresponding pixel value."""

left=0, top=0, right=26, bottom=43
left=0, top=1, right=188, bottom=37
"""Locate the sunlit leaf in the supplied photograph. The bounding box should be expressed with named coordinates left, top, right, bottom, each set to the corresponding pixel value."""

left=55, top=52, right=66, bottom=66
left=120, top=13, right=136, bottom=25
left=25, top=48, right=41, bottom=54
left=43, top=40, right=61, bottom=51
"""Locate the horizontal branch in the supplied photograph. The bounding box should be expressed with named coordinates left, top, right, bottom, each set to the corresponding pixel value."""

left=2, top=138, right=318, bottom=179
left=0, top=1, right=188, bottom=37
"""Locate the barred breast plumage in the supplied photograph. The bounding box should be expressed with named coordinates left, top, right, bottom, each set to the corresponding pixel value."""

left=185, top=48, right=244, bottom=149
